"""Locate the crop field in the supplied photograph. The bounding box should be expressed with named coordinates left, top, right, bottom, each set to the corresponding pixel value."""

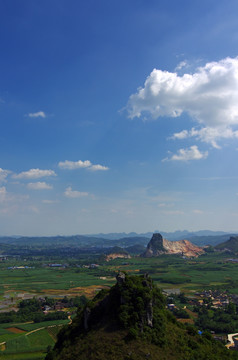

left=1, top=253, right=238, bottom=301
left=105, top=253, right=238, bottom=294
left=0, top=252, right=238, bottom=359
left=0, top=320, right=68, bottom=360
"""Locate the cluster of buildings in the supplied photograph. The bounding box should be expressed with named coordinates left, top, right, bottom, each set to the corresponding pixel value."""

left=192, top=289, right=231, bottom=308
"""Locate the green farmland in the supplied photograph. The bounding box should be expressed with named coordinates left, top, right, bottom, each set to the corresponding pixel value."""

left=0, top=253, right=238, bottom=301
left=0, top=320, right=69, bottom=359
left=0, top=252, right=238, bottom=359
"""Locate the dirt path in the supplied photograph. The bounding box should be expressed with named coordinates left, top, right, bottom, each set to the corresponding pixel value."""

left=26, top=320, right=70, bottom=336
left=26, top=327, right=45, bottom=336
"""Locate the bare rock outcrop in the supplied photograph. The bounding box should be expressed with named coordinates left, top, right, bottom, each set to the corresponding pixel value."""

left=143, top=233, right=204, bottom=258
left=105, top=253, right=131, bottom=261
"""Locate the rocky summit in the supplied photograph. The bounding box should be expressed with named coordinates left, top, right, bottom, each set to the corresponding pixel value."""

left=143, top=233, right=204, bottom=258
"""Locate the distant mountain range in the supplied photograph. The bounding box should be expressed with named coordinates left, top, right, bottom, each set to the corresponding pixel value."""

left=0, top=231, right=238, bottom=255
left=90, top=230, right=231, bottom=241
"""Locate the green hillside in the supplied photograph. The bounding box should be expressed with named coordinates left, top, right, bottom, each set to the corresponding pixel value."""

left=215, top=236, right=238, bottom=252
left=46, top=274, right=238, bottom=360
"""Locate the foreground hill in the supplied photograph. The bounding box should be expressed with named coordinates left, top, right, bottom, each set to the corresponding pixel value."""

left=215, top=236, right=238, bottom=253
left=143, top=233, right=205, bottom=258
left=46, top=273, right=237, bottom=360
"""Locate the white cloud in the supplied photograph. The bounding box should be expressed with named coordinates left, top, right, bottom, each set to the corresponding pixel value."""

left=0, top=187, right=29, bottom=214
left=0, top=168, right=11, bottom=183
left=27, top=111, right=46, bottom=118
left=127, top=57, right=238, bottom=148
left=127, top=57, right=238, bottom=126
left=88, top=164, right=109, bottom=171
left=12, top=169, right=56, bottom=179
left=64, top=186, right=89, bottom=198
left=161, top=210, right=184, bottom=215
left=27, top=205, right=39, bottom=213
left=58, top=160, right=109, bottom=171
left=27, top=182, right=53, bottom=190
left=171, top=126, right=238, bottom=148
left=42, top=199, right=59, bottom=204
left=0, top=186, right=7, bottom=202
left=192, top=209, right=204, bottom=214
left=175, top=60, right=188, bottom=71
left=58, top=160, right=92, bottom=169
left=163, top=145, right=208, bottom=162
left=158, top=203, right=174, bottom=208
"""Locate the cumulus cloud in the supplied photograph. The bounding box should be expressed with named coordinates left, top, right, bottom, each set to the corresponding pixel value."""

left=127, top=57, right=238, bottom=125
left=163, top=145, right=208, bottom=162
left=127, top=57, right=238, bottom=148
left=0, top=168, right=11, bottom=183
left=64, top=186, right=89, bottom=198
left=27, top=182, right=53, bottom=190
left=58, top=160, right=92, bottom=169
left=27, top=111, right=46, bottom=118
left=12, top=169, right=56, bottom=179
left=88, top=164, right=109, bottom=171
left=171, top=126, right=238, bottom=148
left=58, top=160, right=109, bottom=171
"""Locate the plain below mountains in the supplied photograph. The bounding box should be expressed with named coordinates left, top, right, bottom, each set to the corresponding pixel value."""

left=45, top=273, right=237, bottom=360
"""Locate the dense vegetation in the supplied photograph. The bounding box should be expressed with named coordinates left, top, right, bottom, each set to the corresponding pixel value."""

left=46, top=274, right=238, bottom=360
left=215, top=236, right=238, bottom=253
left=195, top=303, right=238, bottom=333
left=0, top=297, right=87, bottom=324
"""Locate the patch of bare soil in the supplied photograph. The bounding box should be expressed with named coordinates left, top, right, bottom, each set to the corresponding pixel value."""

left=177, top=318, right=194, bottom=324
left=42, top=285, right=110, bottom=298
left=6, top=327, right=26, bottom=334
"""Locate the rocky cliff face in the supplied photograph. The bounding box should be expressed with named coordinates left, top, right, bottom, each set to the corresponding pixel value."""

left=143, top=233, right=204, bottom=257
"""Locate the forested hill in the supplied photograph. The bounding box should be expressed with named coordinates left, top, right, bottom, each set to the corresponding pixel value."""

left=46, top=273, right=237, bottom=360
left=215, top=236, right=238, bottom=252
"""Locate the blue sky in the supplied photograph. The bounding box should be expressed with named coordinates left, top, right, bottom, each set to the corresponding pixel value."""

left=1, top=0, right=238, bottom=235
